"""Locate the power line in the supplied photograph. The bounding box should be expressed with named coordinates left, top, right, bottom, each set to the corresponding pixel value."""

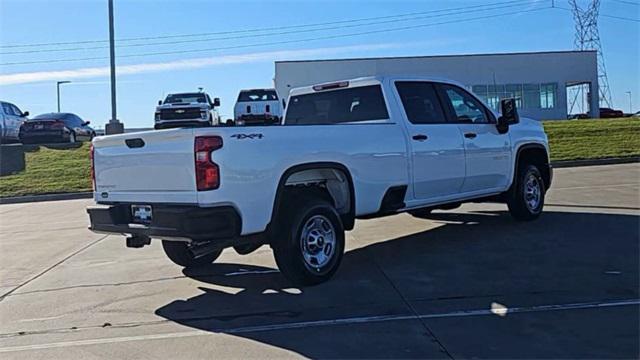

left=0, top=5, right=552, bottom=67
left=0, top=1, right=534, bottom=56
left=0, top=0, right=531, bottom=49
left=555, top=5, right=640, bottom=22
left=611, top=0, right=639, bottom=6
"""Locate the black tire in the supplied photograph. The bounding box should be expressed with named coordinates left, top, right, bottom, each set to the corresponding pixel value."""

left=161, top=241, right=222, bottom=268
left=507, top=164, right=546, bottom=221
left=272, top=192, right=345, bottom=286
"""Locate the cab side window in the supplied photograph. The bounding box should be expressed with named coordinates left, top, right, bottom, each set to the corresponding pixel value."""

left=395, top=81, right=447, bottom=124
left=10, top=104, right=22, bottom=117
left=2, top=103, right=19, bottom=116
left=441, top=85, right=489, bottom=124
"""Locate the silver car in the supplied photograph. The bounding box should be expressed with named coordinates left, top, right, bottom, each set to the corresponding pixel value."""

left=1, top=101, right=29, bottom=143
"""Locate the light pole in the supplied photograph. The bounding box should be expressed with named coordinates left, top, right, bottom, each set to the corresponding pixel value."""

left=626, top=91, right=632, bottom=114
left=57, top=81, right=71, bottom=112
left=105, top=0, right=124, bottom=134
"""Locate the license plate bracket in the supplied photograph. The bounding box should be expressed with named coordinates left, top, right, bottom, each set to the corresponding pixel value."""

left=131, top=205, right=152, bottom=224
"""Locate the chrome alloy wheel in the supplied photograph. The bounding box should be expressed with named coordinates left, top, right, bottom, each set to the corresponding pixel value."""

left=300, top=215, right=336, bottom=273
left=524, top=173, right=542, bottom=212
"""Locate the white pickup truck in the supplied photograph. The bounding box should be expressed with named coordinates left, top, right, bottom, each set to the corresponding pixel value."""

left=88, top=76, right=552, bottom=286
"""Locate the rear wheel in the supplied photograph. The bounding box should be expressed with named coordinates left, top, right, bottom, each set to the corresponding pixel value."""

left=161, top=241, right=222, bottom=268
left=272, top=191, right=345, bottom=286
left=507, top=164, right=545, bottom=221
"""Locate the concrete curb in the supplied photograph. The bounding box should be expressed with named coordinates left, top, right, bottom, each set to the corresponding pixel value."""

left=0, top=192, right=92, bottom=205
left=1, top=157, right=638, bottom=205
left=550, top=156, right=639, bottom=168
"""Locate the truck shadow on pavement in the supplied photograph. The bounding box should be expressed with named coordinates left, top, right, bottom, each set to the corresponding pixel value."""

left=155, top=210, right=640, bottom=358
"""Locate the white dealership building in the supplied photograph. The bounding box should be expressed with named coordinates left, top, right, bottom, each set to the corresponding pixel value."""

left=274, top=50, right=599, bottom=120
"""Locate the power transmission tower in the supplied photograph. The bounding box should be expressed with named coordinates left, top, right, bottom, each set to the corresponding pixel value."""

left=569, top=0, right=613, bottom=111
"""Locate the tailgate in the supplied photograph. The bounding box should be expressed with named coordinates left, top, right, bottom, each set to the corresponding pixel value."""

left=93, top=129, right=197, bottom=203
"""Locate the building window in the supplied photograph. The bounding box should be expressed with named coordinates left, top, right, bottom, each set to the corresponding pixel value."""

left=471, top=82, right=557, bottom=111
left=523, top=84, right=541, bottom=109
left=505, top=84, right=523, bottom=108
left=540, top=83, right=557, bottom=109
left=472, top=85, right=488, bottom=104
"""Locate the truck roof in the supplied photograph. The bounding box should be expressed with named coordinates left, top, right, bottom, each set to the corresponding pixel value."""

left=288, top=76, right=466, bottom=97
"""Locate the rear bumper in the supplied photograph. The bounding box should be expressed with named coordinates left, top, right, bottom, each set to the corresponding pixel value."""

left=20, top=131, right=68, bottom=143
left=87, top=204, right=241, bottom=241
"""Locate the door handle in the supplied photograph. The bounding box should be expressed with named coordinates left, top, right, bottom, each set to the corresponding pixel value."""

left=464, top=132, right=477, bottom=139
left=412, top=134, right=428, bottom=141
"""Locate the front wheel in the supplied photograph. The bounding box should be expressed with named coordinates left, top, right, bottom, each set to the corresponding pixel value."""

left=507, top=164, right=546, bottom=221
left=272, top=194, right=345, bottom=286
left=68, top=131, right=76, bottom=143
left=161, top=241, right=222, bottom=268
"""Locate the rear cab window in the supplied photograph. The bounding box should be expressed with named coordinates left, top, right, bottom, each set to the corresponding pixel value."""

left=285, top=85, right=389, bottom=125
left=238, top=90, right=278, bottom=102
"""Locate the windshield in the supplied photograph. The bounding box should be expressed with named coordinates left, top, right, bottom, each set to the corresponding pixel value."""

left=237, top=90, right=278, bottom=102
left=164, top=93, right=207, bottom=104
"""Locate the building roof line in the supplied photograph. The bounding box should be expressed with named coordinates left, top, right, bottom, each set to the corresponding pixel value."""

left=275, top=50, right=598, bottom=64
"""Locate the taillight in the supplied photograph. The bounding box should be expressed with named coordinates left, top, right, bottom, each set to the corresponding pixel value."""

left=194, top=136, right=222, bottom=191
left=90, top=144, right=96, bottom=191
left=266, top=104, right=270, bottom=113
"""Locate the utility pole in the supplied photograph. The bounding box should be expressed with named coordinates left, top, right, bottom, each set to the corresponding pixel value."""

left=626, top=91, right=633, bottom=114
left=56, top=81, right=70, bottom=112
left=105, top=0, right=124, bottom=134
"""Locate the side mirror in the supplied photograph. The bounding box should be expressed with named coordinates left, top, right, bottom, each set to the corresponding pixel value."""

left=497, top=98, right=519, bottom=134
left=158, top=100, right=162, bottom=106
left=21, top=111, right=29, bottom=117
left=213, top=98, right=220, bottom=107
left=84, top=121, right=91, bottom=125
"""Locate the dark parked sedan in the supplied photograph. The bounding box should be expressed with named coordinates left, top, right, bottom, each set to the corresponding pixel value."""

left=20, top=112, right=95, bottom=144
left=599, top=107, right=624, bottom=119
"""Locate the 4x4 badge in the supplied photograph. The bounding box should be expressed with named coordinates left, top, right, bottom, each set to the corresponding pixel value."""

left=231, top=134, right=263, bottom=139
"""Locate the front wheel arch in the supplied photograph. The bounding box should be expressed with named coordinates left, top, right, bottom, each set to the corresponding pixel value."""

left=513, top=143, right=551, bottom=190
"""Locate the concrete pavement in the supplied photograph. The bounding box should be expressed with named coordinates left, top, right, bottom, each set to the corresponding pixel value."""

left=0, top=163, right=638, bottom=359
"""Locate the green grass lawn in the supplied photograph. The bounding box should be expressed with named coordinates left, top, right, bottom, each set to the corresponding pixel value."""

left=0, top=118, right=638, bottom=197
left=0, top=143, right=91, bottom=197
left=544, top=118, right=640, bottom=161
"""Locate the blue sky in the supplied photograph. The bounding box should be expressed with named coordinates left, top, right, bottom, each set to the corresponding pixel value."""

left=1, top=0, right=638, bottom=129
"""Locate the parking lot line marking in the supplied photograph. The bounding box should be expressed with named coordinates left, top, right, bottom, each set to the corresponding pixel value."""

left=0, top=298, right=637, bottom=353
left=553, top=183, right=638, bottom=190
left=0, top=235, right=109, bottom=301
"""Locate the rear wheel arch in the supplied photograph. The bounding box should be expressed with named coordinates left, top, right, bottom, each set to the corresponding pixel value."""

left=270, top=162, right=356, bottom=232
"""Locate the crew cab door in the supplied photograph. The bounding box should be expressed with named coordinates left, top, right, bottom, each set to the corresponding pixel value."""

left=437, top=84, right=511, bottom=193
left=394, top=81, right=465, bottom=201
